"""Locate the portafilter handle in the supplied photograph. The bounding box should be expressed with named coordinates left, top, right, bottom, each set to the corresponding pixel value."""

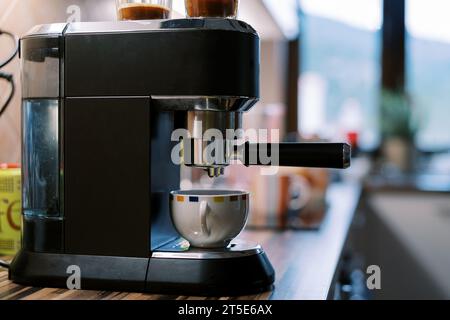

left=239, top=142, right=351, bottom=169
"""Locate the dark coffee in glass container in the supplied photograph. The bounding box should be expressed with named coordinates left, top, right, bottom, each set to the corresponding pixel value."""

left=185, top=0, right=239, bottom=18
left=118, top=3, right=171, bottom=20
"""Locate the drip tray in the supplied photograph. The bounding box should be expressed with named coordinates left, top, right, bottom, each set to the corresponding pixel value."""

left=153, top=238, right=263, bottom=260
left=148, top=238, right=274, bottom=295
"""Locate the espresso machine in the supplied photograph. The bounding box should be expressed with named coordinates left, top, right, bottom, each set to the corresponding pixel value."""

left=9, top=19, right=350, bottom=295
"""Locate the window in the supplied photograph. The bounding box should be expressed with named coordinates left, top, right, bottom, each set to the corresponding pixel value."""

left=406, top=0, right=450, bottom=151
left=299, top=0, right=382, bottom=150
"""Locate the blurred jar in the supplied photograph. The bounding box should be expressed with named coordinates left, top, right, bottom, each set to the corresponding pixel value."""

left=291, top=167, right=329, bottom=228
left=247, top=168, right=312, bottom=229
left=116, top=0, right=173, bottom=20
left=0, top=164, right=21, bottom=256
left=185, top=0, right=239, bottom=18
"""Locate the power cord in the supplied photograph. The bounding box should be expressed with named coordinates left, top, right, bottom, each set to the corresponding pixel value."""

left=0, top=29, right=19, bottom=118
left=0, top=259, right=10, bottom=269
left=0, top=71, right=15, bottom=118
left=0, top=29, right=19, bottom=69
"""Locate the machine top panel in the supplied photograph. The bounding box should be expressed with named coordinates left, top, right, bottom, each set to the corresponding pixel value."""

left=65, top=19, right=257, bottom=35
left=23, top=19, right=257, bottom=39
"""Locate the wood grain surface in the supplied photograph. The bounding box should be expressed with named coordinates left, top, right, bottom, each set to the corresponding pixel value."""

left=0, top=183, right=360, bottom=300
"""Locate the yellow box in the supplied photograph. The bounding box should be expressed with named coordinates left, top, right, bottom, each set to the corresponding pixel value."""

left=0, top=165, right=21, bottom=256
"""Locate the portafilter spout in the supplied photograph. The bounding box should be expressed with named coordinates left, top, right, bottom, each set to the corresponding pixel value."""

left=183, top=110, right=243, bottom=178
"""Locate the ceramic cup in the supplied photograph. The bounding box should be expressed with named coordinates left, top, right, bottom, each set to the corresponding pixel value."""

left=170, top=190, right=249, bottom=249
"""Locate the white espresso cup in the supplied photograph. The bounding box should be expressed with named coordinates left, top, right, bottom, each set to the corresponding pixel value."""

left=170, top=190, right=249, bottom=249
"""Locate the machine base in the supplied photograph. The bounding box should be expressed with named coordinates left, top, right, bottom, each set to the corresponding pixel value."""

left=9, top=241, right=275, bottom=296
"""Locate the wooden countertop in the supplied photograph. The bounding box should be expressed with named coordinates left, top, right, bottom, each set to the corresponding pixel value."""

left=0, top=183, right=361, bottom=300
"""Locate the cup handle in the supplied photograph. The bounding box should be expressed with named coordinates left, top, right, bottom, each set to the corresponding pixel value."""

left=289, top=175, right=311, bottom=211
left=200, top=201, right=211, bottom=236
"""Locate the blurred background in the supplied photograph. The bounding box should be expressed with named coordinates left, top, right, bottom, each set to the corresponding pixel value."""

left=1, top=0, right=450, bottom=299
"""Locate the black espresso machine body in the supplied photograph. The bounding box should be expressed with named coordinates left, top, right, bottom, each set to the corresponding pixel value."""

left=10, top=19, right=275, bottom=295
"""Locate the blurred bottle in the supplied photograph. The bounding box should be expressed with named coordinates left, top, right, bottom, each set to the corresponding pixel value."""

left=339, top=98, right=363, bottom=157
left=346, top=131, right=359, bottom=157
